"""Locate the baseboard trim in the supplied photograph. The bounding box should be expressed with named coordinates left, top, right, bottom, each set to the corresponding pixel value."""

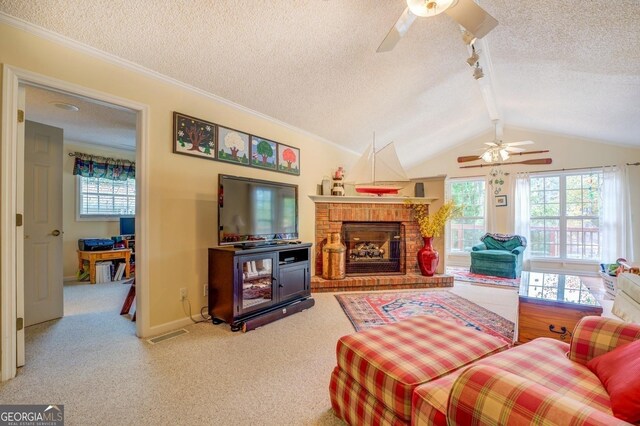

left=144, top=312, right=208, bottom=339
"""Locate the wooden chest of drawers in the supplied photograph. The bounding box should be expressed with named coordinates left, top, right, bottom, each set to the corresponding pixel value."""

left=517, top=271, right=603, bottom=344
left=518, top=297, right=602, bottom=344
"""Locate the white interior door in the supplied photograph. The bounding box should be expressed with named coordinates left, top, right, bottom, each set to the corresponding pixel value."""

left=24, top=120, right=64, bottom=327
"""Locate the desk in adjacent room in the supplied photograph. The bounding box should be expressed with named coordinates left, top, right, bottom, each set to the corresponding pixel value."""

left=77, top=249, right=131, bottom=284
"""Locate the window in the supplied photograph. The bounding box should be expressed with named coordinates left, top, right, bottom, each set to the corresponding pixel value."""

left=78, top=176, right=135, bottom=218
left=447, top=179, right=486, bottom=253
left=529, top=172, right=601, bottom=260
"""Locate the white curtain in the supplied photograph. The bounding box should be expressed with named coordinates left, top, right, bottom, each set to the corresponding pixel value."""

left=514, top=172, right=531, bottom=270
left=485, top=174, right=497, bottom=233
left=600, top=165, right=634, bottom=263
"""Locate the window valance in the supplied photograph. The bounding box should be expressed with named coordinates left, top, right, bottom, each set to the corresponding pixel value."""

left=71, top=152, right=135, bottom=181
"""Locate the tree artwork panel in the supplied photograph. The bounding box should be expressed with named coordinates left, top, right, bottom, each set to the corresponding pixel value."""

left=217, top=126, right=250, bottom=165
left=251, top=137, right=277, bottom=170
left=277, top=143, right=300, bottom=175
left=173, top=112, right=216, bottom=160
left=172, top=111, right=301, bottom=175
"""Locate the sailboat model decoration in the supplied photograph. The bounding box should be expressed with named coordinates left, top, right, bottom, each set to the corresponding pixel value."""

left=348, top=133, right=409, bottom=196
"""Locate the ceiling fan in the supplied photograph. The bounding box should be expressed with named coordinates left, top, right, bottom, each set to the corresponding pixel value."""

left=377, top=0, right=498, bottom=53
left=458, top=121, right=536, bottom=163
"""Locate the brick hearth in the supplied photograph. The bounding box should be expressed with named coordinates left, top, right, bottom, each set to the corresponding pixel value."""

left=312, top=198, right=453, bottom=292
left=311, top=273, right=453, bottom=293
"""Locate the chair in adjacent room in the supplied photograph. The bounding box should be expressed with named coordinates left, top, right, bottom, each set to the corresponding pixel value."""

left=469, top=233, right=527, bottom=279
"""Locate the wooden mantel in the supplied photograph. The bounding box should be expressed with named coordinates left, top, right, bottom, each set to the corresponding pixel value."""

left=308, top=195, right=438, bottom=204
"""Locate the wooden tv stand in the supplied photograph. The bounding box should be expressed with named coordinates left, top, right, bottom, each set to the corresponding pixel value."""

left=208, top=243, right=314, bottom=332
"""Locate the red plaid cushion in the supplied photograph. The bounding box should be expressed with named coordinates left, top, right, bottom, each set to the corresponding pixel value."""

left=569, top=316, right=640, bottom=365
left=447, top=365, right=630, bottom=426
left=335, top=315, right=509, bottom=420
left=329, top=367, right=407, bottom=426
left=413, top=338, right=613, bottom=422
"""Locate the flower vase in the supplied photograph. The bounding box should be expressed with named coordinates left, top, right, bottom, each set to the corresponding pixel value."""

left=417, top=236, right=439, bottom=276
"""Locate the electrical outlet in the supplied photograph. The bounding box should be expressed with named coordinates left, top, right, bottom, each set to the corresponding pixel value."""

left=180, top=287, right=187, bottom=301
left=203, top=284, right=208, bottom=297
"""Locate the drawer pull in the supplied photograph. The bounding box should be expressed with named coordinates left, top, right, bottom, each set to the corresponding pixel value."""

left=548, top=324, right=572, bottom=340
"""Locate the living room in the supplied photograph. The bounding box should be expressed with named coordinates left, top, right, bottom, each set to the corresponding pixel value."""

left=0, top=1, right=639, bottom=425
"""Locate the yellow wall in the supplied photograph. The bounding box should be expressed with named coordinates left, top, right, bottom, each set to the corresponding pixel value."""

left=410, top=127, right=640, bottom=273
left=62, top=141, right=135, bottom=279
left=0, top=22, right=357, bottom=330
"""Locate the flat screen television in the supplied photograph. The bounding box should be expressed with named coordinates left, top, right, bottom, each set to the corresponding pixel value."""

left=120, top=216, right=135, bottom=236
left=218, top=174, right=298, bottom=246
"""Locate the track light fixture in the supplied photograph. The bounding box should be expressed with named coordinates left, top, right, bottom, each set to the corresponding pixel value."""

left=473, top=62, right=484, bottom=80
left=466, top=45, right=479, bottom=67
left=462, top=30, right=477, bottom=46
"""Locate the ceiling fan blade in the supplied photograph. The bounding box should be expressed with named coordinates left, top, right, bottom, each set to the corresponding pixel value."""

left=506, top=140, right=534, bottom=146
left=505, top=147, right=526, bottom=152
left=457, top=155, right=482, bottom=163
left=445, top=0, right=498, bottom=39
left=484, top=142, right=498, bottom=147
left=377, top=7, right=417, bottom=53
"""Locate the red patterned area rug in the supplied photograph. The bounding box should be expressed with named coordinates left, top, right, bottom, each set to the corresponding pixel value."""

left=446, top=266, right=520, bottom=289
left=335, top=290, right=514, bottom=344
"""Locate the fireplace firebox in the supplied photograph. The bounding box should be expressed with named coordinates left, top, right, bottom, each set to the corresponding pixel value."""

left=342, top=222, right=403, bottom=275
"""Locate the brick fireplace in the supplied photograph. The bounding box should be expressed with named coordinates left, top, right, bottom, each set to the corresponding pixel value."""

left=311, top=197, right=453, bottom=292
left=343, top=222, right=402, bottom=275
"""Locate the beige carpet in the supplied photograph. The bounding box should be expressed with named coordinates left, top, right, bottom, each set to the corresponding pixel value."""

left=0, top=281, right=517, bottom=425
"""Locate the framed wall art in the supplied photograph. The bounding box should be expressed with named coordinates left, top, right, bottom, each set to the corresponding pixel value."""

left=251, top=136, right=277, bottom=171
left=277, top=143, right=300, bottom=176
left=217, top=126, right=250, bottom=166
left=495, top=195, right=508, bottom=207
left=172, top=111, right=301, bottom=176
left=173, top=112, right=216, bottom=160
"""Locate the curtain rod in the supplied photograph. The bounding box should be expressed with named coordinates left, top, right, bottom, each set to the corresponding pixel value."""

left=519, top=162, right=640, bottom=175
left=68, top=151, right=134, bottom=164
left=448, top=162, right=639, bottom=180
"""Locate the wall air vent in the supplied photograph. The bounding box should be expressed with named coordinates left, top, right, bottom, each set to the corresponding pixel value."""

left=147, top=329, right=188, bottom=345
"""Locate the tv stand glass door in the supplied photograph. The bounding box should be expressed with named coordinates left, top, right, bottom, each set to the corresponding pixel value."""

left=238, top=253, right=275, bottom=315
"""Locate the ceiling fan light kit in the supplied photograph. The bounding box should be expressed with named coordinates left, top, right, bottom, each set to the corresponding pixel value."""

left=406, top=0, right=455, bottom=17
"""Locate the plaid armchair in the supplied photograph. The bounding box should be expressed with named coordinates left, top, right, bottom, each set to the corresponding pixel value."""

left=469, top=233, right=527, bottom=279
left=444, top=316, right=640, bottom=426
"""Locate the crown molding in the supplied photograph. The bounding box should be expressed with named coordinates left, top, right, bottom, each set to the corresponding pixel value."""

left=0, top=12, right=358, bottom=156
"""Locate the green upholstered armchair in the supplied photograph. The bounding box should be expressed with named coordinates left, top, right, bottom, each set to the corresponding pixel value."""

left=469, top=233, right=527, bottom=279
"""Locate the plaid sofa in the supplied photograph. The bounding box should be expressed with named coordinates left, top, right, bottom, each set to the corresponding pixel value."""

left=330, top=315, right=640, bottom=426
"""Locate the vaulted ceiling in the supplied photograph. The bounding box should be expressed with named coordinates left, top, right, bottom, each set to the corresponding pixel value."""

left=2, top=1, right=639, bottom=168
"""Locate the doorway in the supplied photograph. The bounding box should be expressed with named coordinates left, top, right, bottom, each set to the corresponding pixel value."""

left=1, top=65, right=149, bottom=381
left=24, top=83, right=138, bottom=326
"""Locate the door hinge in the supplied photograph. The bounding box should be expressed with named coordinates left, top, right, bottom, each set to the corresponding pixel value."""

left=16, top=213, right=23, bottom=227
left=17, top=109, right=24, bottom=123
left=16, top=317, right=24, bottom=331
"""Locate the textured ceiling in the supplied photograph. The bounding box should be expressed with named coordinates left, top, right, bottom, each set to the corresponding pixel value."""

left=2, top=1, right=639, bottom=169
left=25, top=85, right=137, bottom=150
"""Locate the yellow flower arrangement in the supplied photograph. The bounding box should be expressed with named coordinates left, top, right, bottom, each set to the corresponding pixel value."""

left=406, top=200, right=462, bottom=238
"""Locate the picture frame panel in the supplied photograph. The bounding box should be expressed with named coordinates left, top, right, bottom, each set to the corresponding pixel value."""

left=250, top=136, right=278, bottom=170
left=277, top=143, right=300, bottom=176
left=173, top=112, right=217, bottom=160
left=217, top=126, right=250, bottom=166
